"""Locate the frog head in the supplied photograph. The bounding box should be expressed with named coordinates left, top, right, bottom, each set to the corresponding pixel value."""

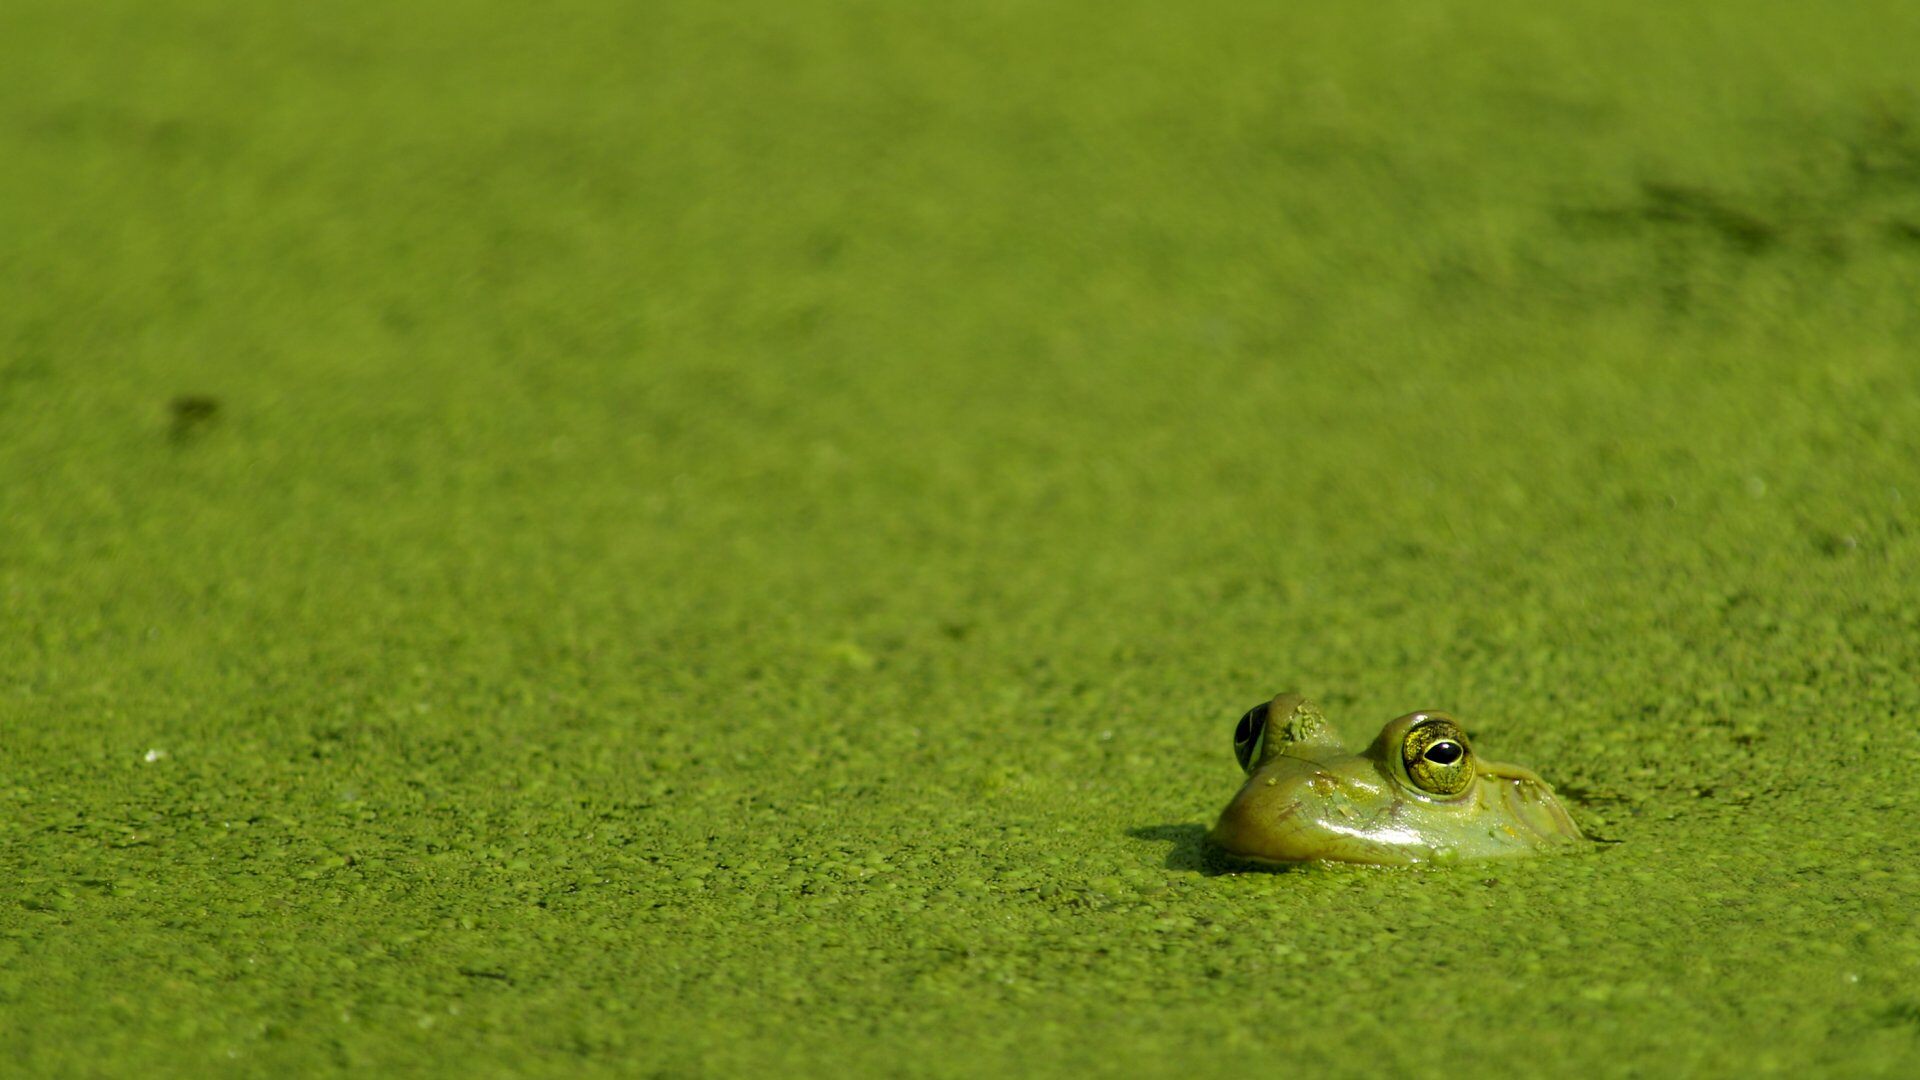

left=1210, top=694, right=1586, bottom=866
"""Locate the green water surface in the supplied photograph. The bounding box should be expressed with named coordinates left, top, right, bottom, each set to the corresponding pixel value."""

left=5, top=1, right=1920, bottom=1075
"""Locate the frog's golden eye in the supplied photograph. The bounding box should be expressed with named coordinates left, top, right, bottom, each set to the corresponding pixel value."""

left=1233, top=702, right=1269, bottom=773
left=1401, top=717, right=1473, bottom=796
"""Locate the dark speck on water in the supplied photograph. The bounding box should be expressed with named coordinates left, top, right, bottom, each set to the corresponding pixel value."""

left=169, top=394, right=221, bottom=442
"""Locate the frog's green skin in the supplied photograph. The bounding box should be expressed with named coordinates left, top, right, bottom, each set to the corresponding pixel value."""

left=1209, top=694, right=1586, bottom=866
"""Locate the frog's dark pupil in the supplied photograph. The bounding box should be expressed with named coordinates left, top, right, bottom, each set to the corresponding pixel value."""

left=1424, top=741, right=1464, bottom=766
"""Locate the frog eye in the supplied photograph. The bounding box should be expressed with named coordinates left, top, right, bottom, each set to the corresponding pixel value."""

left=1233, top=702, right=1270, bottom=773
left=1401, top=717, right=1474, bottom=796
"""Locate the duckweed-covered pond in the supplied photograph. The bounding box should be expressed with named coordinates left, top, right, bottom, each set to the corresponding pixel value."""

left=5, top=1, right=1920, bottom=1075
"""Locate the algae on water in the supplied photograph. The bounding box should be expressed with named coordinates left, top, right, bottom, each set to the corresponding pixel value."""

left=4, top=1, right=1920, bottom=1075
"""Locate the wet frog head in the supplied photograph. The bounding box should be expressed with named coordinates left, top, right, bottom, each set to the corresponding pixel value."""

left=1208, top=693, right=1586, bottom=866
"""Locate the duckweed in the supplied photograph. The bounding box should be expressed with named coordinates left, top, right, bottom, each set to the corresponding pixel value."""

left=6, top=1, right=1920, bottom=1076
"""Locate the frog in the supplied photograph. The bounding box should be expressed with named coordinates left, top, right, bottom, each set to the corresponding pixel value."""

left=1208, top=693, right=1586, bottom=866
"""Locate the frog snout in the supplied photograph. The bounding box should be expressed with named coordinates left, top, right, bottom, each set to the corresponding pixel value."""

left=1207, top=769, right=1324, bottom=862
